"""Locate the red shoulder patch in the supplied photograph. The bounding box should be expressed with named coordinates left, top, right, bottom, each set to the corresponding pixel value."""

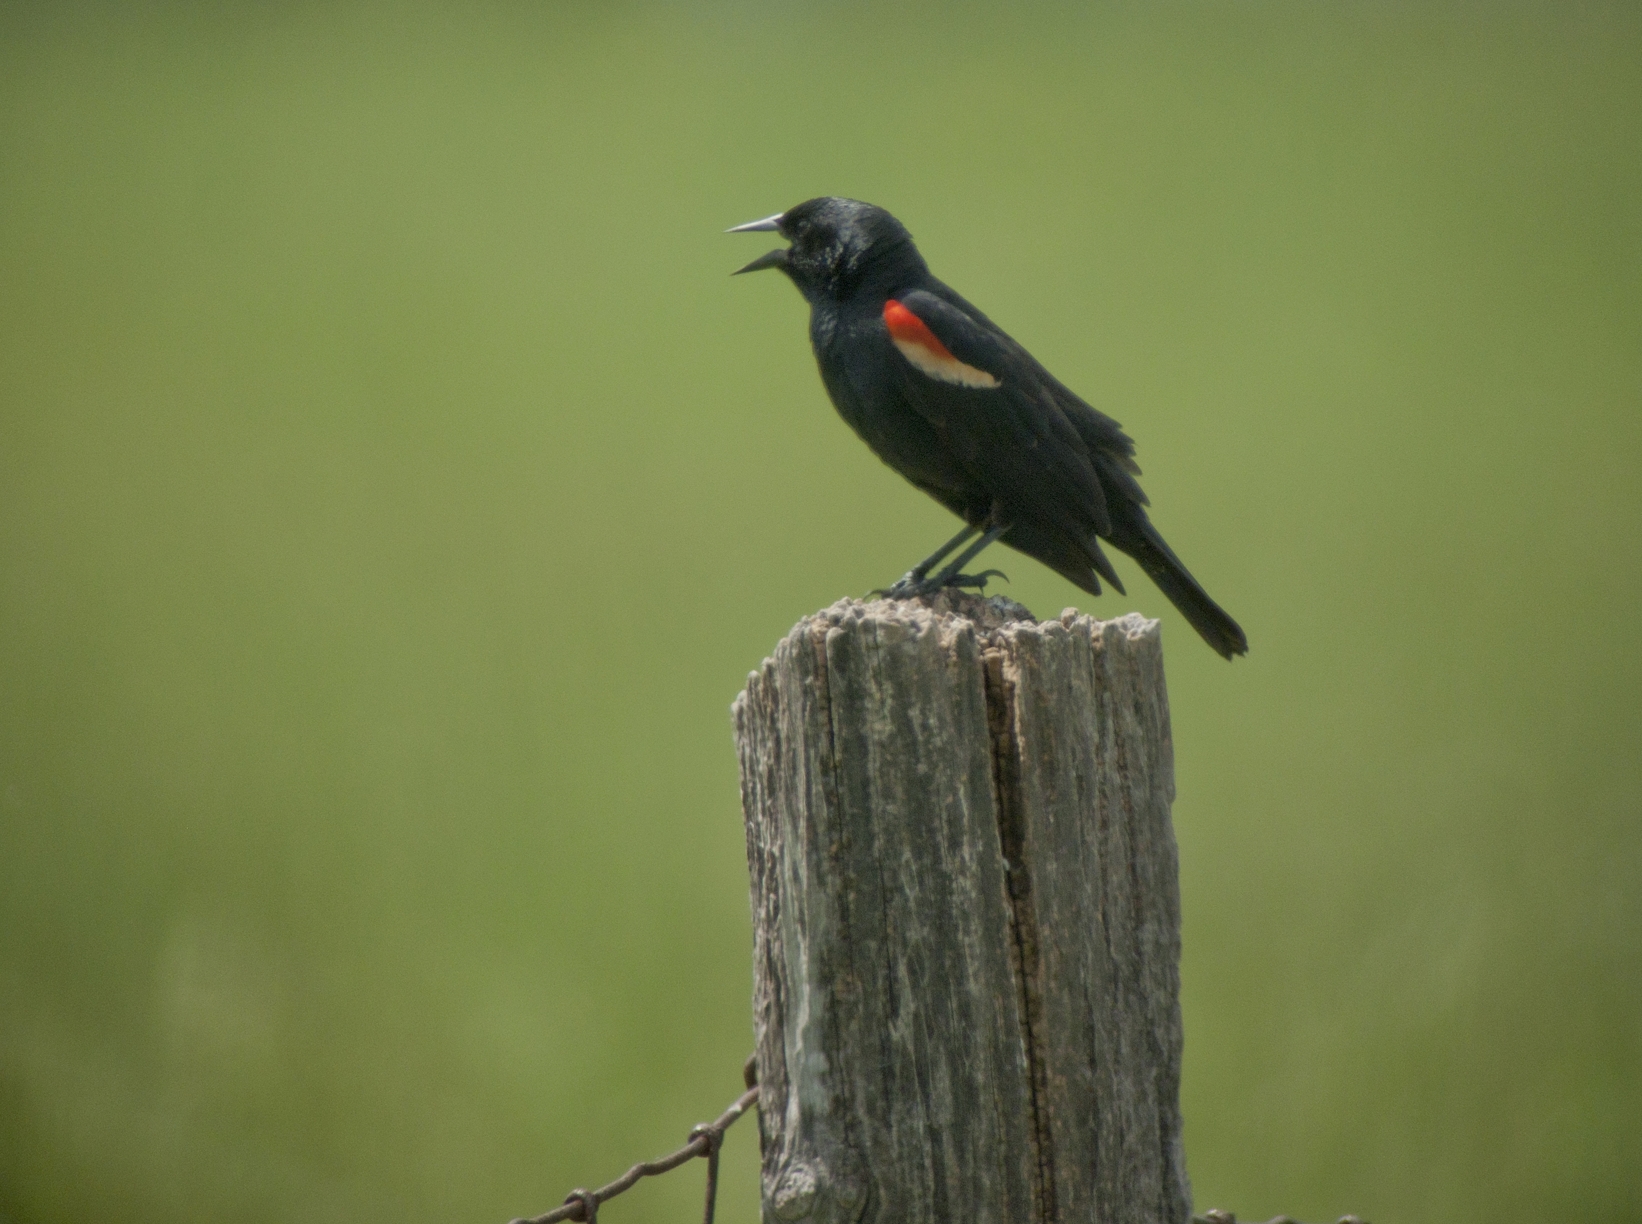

left=884, top=299, right=956, bottom=358
left=883, top=299, right=1000, bottom=389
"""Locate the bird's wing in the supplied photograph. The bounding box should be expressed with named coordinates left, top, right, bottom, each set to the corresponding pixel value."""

left=887, top=288, right=1118, bottom=540
left=919, top=283, right=1151, bottom=507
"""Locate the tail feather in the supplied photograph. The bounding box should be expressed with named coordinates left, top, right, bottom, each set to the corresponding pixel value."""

left=1109, top=510, right=1248, bottom=660
left=992, top=508, right=1247, bottom=659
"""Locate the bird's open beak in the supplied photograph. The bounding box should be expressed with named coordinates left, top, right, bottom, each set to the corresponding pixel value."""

left=732, top=248, right=789, bottom=276
left=725, top=213, right=784, bottom=233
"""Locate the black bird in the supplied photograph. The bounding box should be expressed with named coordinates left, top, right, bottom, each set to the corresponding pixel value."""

left=730, top=197, right=1248, bottom=659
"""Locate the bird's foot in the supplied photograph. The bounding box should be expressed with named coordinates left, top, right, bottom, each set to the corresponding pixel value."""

left=870, top=571, right=925, bottom=599
left=942, top=568, right=1008, bottom=592
left=871, top=569, right=1009, bottom=600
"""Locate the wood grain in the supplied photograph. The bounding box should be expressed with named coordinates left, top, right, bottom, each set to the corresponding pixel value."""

left=734, top=593, right=1190, bottom=1224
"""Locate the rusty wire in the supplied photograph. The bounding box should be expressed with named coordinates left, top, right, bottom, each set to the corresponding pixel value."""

left=509, top=1057, right=759, bottom=1224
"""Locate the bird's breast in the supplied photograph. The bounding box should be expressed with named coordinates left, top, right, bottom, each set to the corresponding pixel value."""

left=809, top=310, right=977, bottom=498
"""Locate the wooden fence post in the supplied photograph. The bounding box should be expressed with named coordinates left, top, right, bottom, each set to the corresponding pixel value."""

left=733, top=592, right=1191, bottom=1224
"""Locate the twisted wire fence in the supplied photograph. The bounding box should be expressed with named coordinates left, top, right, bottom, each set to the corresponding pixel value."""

left=508, top=1057, right=759, bottom=1224
left=506, top=1055, right=1366, bottom=1224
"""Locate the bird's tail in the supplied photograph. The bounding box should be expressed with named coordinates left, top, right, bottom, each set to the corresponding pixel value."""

left=1107, top=509, right=1248, bottom=660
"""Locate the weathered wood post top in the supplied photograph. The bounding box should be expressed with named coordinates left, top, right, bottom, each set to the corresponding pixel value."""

left=733, top=592, right=1190, bottom=1224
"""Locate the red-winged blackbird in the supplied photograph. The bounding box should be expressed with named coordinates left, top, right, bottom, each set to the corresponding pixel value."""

left=730, top=197, right=1248, bottom=659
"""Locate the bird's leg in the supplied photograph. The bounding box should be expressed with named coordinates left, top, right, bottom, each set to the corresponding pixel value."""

left=873, top=524, right=980, bottom=597
left=875, top=521, right=1014, bottom=598
left=927, top=521, right=1012, bottom=590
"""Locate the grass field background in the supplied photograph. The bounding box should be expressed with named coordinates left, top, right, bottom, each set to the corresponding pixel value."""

left=2, top=4, right=1638, bottom=1222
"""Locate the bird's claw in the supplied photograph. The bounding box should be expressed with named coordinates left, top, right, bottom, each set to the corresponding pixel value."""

left=948, top=568, right=1008, bottom=591
left=868, top=574, right=919, bottom=599
left=870, top=568, right=1010, bottom=600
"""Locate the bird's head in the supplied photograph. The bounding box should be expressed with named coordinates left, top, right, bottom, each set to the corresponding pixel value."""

left=729, top=197, right=926, bottom=303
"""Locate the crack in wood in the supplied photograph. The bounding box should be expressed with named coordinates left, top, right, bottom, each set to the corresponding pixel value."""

left=984, top=647, right=1058, bottom=1224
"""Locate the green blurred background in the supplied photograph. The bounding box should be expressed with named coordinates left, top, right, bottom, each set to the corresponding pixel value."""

left=2, top=3, right=1638, bottom=1221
